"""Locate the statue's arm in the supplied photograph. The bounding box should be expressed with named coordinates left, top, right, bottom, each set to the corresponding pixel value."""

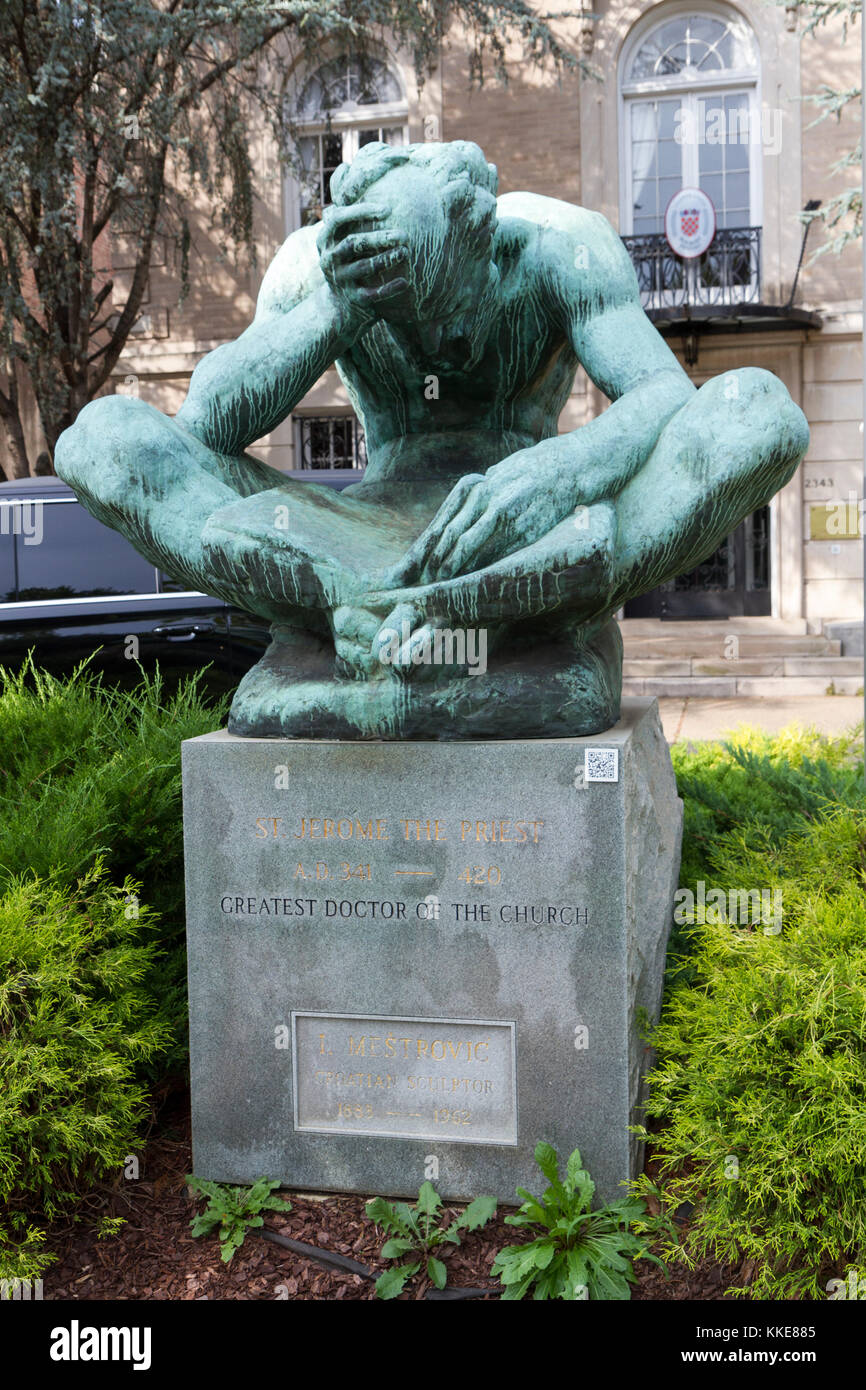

left=541, top=207, right=696, bottom=504
left=175, top=226, right=340, bottom=455
left=176, top=209, right=409, bottom=456
left=383, top=208, right=696, bottom=586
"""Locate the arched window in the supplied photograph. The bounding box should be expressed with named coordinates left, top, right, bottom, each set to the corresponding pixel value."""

left=620, top=7, right=760, bottom=237
left=288, top=53, right=408, bottom=228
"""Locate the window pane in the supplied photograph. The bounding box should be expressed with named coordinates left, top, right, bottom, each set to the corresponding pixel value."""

left=706, top=30, right=734, bottom=69
left=0, top=528, right=15, bottom=600
left=657, top=99, right=680, bottom=141
left=722, top=181, right=750, bottom=227
left=307, top=420, right=333, bottom=468
left=725, top=143, right=750, bottom=173
left=629, top=15, right=756, bottom=82
left=331, top=419, right=354, bottom=465
left=631, top=19, right=688, bottom=79
left=689, top=15, right=725, bottom=45
left=632, top=185, right=656, bottom=218
left=657, top=138, right=681, bottom=178
left=658, top=177, right=681, bottom=211
left=699, top=136, right=723, bottom=174
left=700, top=173, right=724, bottom=209
left=322, top=59, right=350, bottom=111
left=726, top=170, right=749, bottom=207
left=725, top=93, right=750, bottom=151
left=632, top=142, right=658, bottom=183
left=296, top=72, right=325, bottom=122
left=632, top=216, right=658, bottom=236
left=349, top=57, right=400, bottom=107
left=298, top=136, right=322, bottom=225
left=298, top=135, right=318, bottom=172
left=323, top=134, right=343, bottom=166
left=296, top=54, right=402, bottom=121
left=690, top=17, right=728, bottom=71
left=665, top=41, right=689, bottom=72
left=14, top=501, right=156, bottom=600
left=297, top=416, right=366, bottom=469
left=320, top=134, right=344, bottom=210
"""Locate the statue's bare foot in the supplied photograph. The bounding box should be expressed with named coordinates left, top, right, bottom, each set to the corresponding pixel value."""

left=331, top=604, right=385, bottom=680
left=368, top=602, right=492, bottom=683
left=332, top=601, right=447, bottom=684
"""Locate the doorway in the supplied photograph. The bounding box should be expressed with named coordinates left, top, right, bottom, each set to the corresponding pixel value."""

left=624, top=505, right=770, bottom=618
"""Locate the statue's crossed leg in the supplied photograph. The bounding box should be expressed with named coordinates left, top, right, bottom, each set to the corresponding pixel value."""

left=55, top=368, right=807, bottom=737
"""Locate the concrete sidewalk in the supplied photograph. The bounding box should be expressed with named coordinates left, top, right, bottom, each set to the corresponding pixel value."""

left=657, top=695, right=864, bottom=744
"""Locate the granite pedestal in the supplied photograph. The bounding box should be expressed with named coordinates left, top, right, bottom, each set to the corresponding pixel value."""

left=182, top=697, right=682, bottom=1203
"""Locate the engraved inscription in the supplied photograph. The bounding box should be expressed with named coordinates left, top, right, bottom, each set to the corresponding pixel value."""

left=292, top=1013, right=518, bottom=1146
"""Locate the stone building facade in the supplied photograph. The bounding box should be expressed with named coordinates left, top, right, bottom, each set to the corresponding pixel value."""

left=112, top=0, right=863, bottom=630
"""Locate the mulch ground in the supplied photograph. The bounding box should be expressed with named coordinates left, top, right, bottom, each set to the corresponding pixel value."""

left=42, top=1088, right=743, bottom=1301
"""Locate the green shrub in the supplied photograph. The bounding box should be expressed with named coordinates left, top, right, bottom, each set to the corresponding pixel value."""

left=635, top=804, right=866, bottom=1299
left=0, top=1222, right=54, bottom=1287
left=672, top=724, right=864, bottom=886
left=668, top=725, right=864, bottom=978
left=0, top=865, right=171, bottom=1269
left=0, top=659, right=226, bottom=1065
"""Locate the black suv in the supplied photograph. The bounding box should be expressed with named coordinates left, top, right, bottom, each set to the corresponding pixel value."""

left=0, top=472, right=355, bottom=695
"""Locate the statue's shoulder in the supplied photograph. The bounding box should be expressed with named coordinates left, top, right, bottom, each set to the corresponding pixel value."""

left=495, top=192, right=637, bottom=302
left=253, top=224, right=324, bottom=321
left=496, top=190, right=609, bottom=236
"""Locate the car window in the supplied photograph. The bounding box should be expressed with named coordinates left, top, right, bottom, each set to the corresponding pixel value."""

left=0, top=526, right=15, bottom=600
left=8, top=498, right=157, bottom=600
left=159, top=570, right=191, bottom=593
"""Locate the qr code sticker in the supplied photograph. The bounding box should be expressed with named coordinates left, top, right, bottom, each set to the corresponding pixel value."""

left=585, top=748, right=619, bottom=783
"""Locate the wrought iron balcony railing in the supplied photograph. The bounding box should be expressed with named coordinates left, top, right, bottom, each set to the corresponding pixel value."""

left=621, top=225, right=761, bottom=313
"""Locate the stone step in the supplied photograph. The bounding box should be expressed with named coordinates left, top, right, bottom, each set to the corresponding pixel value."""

left=623, top=677, right=738, bottom=698
left=623, top=659, right=693, bottom=677
left=782, top=657, right=864, bottom=676
left=624, top=658, right=779, bottom=677
left=623, top=635, right=839, bottom=658
left=617, top=617, right=862, bottom=698
left=734, top=676, right=863, bottom=697
left=824, top=620, right=864, bottom=656
left=623, top=674, right=863, bottom=698
left=622, top=655, right=862, bottom=679
left=619, top=617, right=809, bottom=636
left=692, top=658, right=785, bottom=676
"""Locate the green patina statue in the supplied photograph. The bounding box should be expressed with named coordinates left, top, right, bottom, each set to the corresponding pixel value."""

left=55, top=140, right=809, bottom=739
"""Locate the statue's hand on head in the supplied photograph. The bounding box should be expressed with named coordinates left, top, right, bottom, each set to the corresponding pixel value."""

left=317, top=203, right=411, bottom=331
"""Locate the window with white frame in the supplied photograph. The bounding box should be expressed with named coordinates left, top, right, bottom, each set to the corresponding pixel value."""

left=620, top=8, right=760, bottom=237
left=288, top=53, right=408, bottom=228
left=293, top=415, right=367, bottom=470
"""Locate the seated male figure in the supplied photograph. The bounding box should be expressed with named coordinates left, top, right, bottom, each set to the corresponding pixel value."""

left=56, top=140, right=809, bottom=738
